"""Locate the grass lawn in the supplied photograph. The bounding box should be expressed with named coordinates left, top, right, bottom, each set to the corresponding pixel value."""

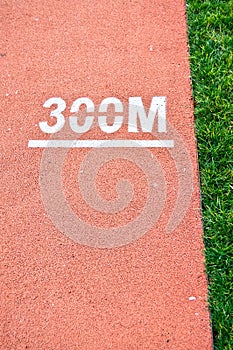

left=187, top=1, right=233, bottom=349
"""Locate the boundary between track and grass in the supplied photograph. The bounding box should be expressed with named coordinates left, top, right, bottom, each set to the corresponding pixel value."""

left=187, top=1, right=233, bottom=349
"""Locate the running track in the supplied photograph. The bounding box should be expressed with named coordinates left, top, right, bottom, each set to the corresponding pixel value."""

left=1, top=1, right=213, bottom=349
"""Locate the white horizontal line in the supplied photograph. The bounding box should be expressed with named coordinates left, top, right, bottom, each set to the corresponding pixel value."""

left=28, top=140, right=174, bottom=148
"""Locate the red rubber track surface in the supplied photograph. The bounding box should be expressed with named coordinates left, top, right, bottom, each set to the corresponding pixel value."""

left=0, top=1, right=213, bottom=349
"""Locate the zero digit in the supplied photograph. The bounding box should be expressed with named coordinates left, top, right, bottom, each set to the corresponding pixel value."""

left=98, top=97, right=123, bottom=133
left=69, top=97, right=95, bottom=133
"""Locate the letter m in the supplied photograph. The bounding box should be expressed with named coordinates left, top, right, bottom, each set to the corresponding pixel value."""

left=128, top=97, right=166, bottom=133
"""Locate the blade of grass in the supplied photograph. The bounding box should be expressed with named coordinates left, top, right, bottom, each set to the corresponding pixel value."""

left=187, top=1, right=233, bottom=349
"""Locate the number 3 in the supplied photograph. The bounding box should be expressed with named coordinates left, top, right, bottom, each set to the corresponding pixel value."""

left=39, top=97, right=66, bottom=134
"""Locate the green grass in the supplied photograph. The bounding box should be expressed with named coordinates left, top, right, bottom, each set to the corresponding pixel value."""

left=187, top=1, right=233, bottom=349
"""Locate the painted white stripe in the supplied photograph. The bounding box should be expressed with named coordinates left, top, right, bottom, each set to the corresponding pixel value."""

left=28, top=140, right=174, bottom=148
